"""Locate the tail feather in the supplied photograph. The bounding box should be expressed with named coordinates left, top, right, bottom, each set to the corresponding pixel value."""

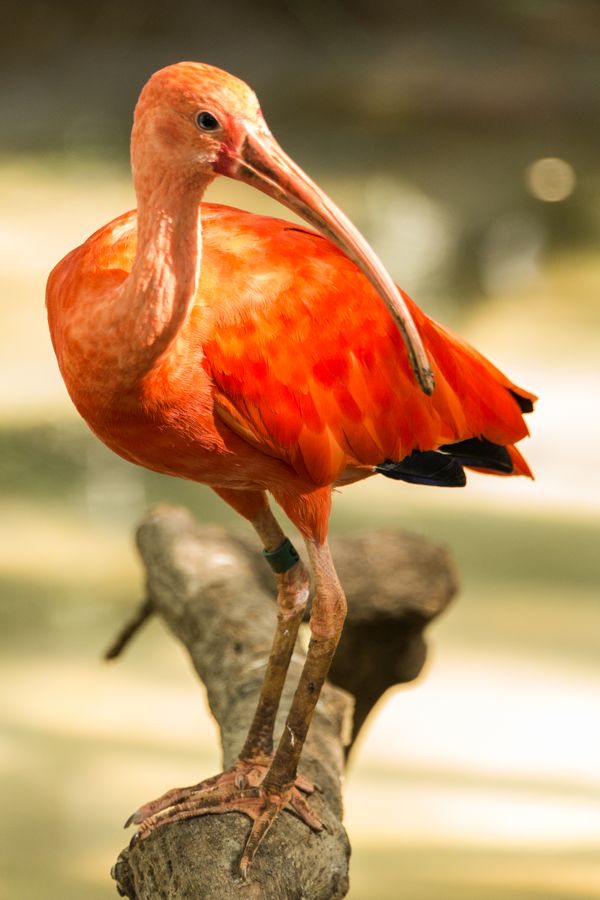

left=509, top=389, right=535, bottom=414
left=390, top=291, right=537, bottom=484
left=375, top=452, right=466, bottom=487
left=506, top=443, right=534, bottom=479
left=375, top=437, right=533, bottom=487
left=402, top=291, right=537, bottom=449
left=439, top=437, right=513, bottom=473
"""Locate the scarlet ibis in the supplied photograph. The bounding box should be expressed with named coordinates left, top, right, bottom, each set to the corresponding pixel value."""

left=46, top=62, right=535, bottom=876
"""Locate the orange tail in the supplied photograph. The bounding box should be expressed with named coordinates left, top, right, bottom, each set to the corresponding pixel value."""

left=401, top=292, right=536, bottom=480
left=507, top=443, right=534, bottom=479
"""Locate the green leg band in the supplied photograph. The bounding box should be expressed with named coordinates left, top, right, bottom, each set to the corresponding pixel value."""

left=263, top=538, right=300, bottom=574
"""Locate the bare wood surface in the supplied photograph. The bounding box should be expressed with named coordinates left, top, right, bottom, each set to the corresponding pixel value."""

left=111, top=505, right=457, bottom=899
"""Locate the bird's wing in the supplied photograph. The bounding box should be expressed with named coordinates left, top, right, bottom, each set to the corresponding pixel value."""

left=200, top=206, right=535, bottom=486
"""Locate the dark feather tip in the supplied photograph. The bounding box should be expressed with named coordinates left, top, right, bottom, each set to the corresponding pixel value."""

left=509, top=389, right=534, bottom=413
left=440, top=437, right=513, bottom=474
left=375, top=451, right=467, bottom=487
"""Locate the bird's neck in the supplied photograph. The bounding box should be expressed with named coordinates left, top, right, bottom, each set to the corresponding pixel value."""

left=118, top=169, right=210, bottom=380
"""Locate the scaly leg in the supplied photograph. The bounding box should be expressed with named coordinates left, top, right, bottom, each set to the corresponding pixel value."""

left=239, top=537, right=346, bottom=875
left=129, top=535, right=344, bottom=876
left=129, top=536, right=346, bottom=880
left=237, top=500, right=310, bottom=763
left=126, top=490, right=314, bottom=830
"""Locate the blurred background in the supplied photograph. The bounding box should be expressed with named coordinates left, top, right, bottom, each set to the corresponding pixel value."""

left=1, top=1, right=599, bottom=897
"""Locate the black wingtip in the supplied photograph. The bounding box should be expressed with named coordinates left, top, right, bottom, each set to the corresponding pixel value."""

left=375, top=451, right=467, bottom=487
left=509, top=389, right=535, bottom=414
left=440, top=437, right=514, bottom=474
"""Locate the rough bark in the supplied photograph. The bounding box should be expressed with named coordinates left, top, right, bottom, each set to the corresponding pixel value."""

left=111, top=505, right=457, bottom=899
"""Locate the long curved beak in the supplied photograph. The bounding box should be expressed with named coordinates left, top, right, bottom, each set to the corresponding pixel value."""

left=221, top=124, right=435, bottom=396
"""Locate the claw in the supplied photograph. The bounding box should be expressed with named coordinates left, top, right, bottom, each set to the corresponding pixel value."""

left=124, top=810, right=139, bottom=829
left=288, top=790, right=323, bottom=830
left=295, top=772, right=317, bottom=794
left=238, top=798, right=281, bottom=876
left=128, top=831, right=141, bottom=851
left=239, top=860, right=250, bottom=881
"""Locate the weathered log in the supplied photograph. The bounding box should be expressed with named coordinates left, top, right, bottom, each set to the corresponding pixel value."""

left=111, top=505, right=457, bottom=899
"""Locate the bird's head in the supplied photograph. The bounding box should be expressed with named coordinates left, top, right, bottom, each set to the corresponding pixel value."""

left=132, top=61, right=434, bottom=395
left=132, top=62, right=262, bottom=183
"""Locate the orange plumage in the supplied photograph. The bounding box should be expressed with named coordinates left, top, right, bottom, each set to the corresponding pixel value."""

left=46, top=63, right=536, bottom=546
left=48, top=201, right=534, bottom=543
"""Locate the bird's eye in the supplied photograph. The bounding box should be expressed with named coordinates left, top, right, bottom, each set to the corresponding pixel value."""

left=196, top=111, right=220, bottom=132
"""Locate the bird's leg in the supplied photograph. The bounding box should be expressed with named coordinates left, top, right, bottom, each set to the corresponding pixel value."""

left=128, top=536, right=344, bottom=877
left=126, top=491, right=314, bottom=830
left=237, top=502, right=311, bottom=765
left=238, top=536, right=346, bottom=875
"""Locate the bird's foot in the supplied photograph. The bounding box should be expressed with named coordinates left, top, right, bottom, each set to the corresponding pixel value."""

left=124, top=756, right=315, bottom=828
left=125, top=763, right=322, bottom=878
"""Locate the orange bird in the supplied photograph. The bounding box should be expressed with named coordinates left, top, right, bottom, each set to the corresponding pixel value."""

left=46, top=62, right=535, bottom=875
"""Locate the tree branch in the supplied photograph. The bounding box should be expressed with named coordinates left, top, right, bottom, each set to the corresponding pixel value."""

left=111, top=505, right=457, bottom=899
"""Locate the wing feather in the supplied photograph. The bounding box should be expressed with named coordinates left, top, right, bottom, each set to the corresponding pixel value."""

left=201, top=207, right=534, bottom=486
left=61, top=203, right=534, bottom=487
